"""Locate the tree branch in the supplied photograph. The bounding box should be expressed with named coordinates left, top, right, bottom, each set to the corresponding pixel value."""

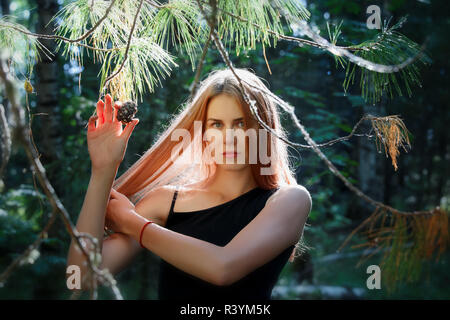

left=101, top=0, right=145, bottom=96
left=0, top=0, right=119, bottom=55
left=189, top=27, right=212, bottom=99
left=274, top=4, right=427, bottom=74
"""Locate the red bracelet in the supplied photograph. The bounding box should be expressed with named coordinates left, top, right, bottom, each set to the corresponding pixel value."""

left=139, top=220, right=153, bottom=248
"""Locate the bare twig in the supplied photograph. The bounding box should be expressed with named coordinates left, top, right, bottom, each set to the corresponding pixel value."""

left=240, top=77, right=379, bottom=149
left=262, top=43, right=272, bottom=75
left=189, top=27, right=212, bottom=99
left=0, top=23, right=121, bottom=53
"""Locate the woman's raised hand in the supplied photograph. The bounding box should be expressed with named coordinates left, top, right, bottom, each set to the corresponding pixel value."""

left=87, top=94, right=139, bottom=171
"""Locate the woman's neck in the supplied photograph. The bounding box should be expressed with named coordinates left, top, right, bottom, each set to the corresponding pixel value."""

left=203, top=166, right=258, bottom=198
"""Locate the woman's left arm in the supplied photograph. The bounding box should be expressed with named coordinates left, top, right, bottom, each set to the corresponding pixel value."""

left=122, top=185, right=311, bottom=286
left=220, top=186, right=311, bottom=285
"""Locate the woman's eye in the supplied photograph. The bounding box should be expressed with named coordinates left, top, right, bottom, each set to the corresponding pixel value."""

left=211, top=121, right=244, bottom=128
left=234, top=121, right=245, bottom=128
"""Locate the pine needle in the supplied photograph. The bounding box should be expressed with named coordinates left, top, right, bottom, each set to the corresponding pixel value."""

left=338, top=206, right=450, bottom=294
left=370, top=115, right=411, bottom=171
left=340, top=16, right=431, bottom=104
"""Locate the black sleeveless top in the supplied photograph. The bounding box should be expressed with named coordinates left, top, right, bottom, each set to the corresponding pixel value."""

left=157, top=186, right=295, bottom=301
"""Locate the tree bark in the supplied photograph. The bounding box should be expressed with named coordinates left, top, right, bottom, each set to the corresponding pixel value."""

left=34, top=0, right=62, bottom=166
left=1, top=0, right=10, bottom=124
left=33, top=0, right=66, bottom=246
left=347, top=102, right=386, bottom=220
left=0, top=0, right=9, bottom=15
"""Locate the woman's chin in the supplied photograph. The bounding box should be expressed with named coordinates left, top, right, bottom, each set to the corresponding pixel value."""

left=215, top=161, right=249, bottom=170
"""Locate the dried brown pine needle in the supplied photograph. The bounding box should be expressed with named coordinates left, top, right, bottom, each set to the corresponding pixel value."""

left=338, top=205, right=449, bottom=294
left=370, top=115, right=411, bottom=171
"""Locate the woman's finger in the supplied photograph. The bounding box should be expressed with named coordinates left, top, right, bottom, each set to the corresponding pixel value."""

left=105, top=94, right=113, bottom=123
left=121, top=118, right=139, bottom=140
left=88, top=115, right=98, bottom=132
left=110, top=188, right=123, bottom=199
left=96, top=100, right=105, bottom=126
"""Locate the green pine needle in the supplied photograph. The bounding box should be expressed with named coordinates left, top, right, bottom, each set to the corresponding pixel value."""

left=0, top=15, right=52, bottom=80
left=339, top=16, right=431, bottom=104
left=216, top=0, right=310, bottom=56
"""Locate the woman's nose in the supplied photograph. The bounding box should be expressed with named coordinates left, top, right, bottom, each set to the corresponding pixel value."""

left=224, top=127, right=238, bottom=145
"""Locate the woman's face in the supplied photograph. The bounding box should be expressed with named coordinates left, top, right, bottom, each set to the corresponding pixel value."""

left=204, top=94, right=257, bottom=169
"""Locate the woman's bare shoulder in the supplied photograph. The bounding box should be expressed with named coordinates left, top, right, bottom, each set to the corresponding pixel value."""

left=134, top=185, right=179, bottom=225
left=266, top=184, right=311, bottom=206
left=134, top=184, right=206, bottom=221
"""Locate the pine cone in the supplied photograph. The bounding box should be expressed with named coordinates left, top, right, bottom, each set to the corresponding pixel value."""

left=117, top=101, right=138, bottom=124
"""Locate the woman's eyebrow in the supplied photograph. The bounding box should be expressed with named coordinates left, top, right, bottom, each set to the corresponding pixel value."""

left=207, top=117, right=244, bottom=122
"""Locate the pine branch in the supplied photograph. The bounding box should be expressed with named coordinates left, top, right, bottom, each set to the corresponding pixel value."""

left=3, top=0, right=426, bottom=107
left=337, top=206, right=449, bottom=293
left=0, top=0, right=120, bottom=58
left=195, top=1, right=428, bottom=104
left=199, top=0, right=318, bottom=53
left=145, top=0, right=205, bottom=71
left=340, top=16, right=430, bottom=104
left=0, top=16, right=54, bottom=78
left=279, top=7, right=427, bottom=73
left=101, top=0, right=145, bottom=95
left=0, top=20, right=121, bottom=53
left=199, top=0, right=379, bottom=52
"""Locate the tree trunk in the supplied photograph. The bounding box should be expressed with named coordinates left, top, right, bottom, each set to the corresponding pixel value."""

left=33, top=0, right=65, bottom=242
left=349, top=102, right=386, bottom=220
left=34, top=0, right=61, bottom=166
left=0, top=0, right=9, bottom=15
left=1, top=0, right=10, bottom=123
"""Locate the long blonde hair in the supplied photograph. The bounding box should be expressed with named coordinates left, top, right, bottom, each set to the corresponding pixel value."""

left=113, top=68, right=298, bottom=202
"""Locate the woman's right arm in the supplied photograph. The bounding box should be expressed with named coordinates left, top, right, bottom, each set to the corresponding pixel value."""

left=66, top=94, right=140, bottom=291
left=66, top=166, right=119, bottom=291
left=66, top=174, right=173, bottom=291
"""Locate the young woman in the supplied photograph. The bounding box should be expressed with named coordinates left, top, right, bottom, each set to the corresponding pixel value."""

left=66, top=68, right=312, bottom=300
